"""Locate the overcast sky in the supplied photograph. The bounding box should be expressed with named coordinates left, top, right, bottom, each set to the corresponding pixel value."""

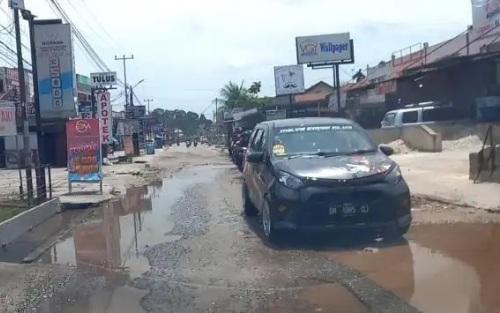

left=3, top=0, right=473, bottom=115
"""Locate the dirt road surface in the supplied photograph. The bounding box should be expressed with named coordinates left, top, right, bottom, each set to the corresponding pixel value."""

left=1, top=145, right=500, bottom=313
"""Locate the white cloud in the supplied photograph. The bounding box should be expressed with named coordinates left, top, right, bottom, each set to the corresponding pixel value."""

left=11, top=0, right=474, bottom=113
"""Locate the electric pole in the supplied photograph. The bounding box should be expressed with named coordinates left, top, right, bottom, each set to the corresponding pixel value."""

left=114, top=54, right=133, bottom=106
left=13, top=7, right=34, bottom=202
left=214, top=98, right=218, bottom=141
left=144, top=98, right=153, bottom=114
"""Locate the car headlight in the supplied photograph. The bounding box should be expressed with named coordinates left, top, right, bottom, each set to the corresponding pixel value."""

left=385, top=165, right=402, bottom=185
left=277, top=171, right=304, bottom=189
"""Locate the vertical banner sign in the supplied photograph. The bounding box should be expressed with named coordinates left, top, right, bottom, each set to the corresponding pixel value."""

left=66, top=118, right=102, bottom=182
left=34, top=23, right=76, bottom=119
left=97, top=91, right=112, bottom=144
left=0, top=106, right=16, bottom=136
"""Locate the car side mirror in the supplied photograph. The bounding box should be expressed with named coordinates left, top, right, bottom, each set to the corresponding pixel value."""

left=246, top=151, right=264, bottom=163
left=379, top=144, right=394, bottom=156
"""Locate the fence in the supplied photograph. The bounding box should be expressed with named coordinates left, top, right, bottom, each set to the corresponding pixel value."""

left=0, top=160, right=53, bottom=223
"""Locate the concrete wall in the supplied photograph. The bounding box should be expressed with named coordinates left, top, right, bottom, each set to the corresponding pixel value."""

left=368, top=125, right=442, bottom=152
left=368, top=120, right=500, bottom=152
left=426, top=120, right=500, bottom=143
left=469, top=145, right=500, bottom=183
left=0, top=197, right=61, bottom=245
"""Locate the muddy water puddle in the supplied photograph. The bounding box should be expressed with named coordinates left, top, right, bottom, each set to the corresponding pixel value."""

left=39, top=165, right=223, bottom=270
left=330, top=223, right=500, bottom=313
left=32, top=165, right=225, bottom=312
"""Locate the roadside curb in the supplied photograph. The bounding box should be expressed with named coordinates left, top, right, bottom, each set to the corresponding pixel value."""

left=0, top=197, right=61, bottom=245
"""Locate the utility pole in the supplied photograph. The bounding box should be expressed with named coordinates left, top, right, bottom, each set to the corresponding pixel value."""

left=144, top=98, right=153, bottom=114
left=13, top=7, right=33, bottom=202
left=129, top=86, right=134, bottom=106
left=114, top=54, right=133, bottom=106
left=214, top=98, right=219, bottom=142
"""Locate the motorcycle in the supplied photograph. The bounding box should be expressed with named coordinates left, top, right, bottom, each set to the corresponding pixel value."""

left=236, top=147, right=247, bottom=171
left=231, top=141, right=241, bottom=163
left=186, top=140, right=191, bottom=148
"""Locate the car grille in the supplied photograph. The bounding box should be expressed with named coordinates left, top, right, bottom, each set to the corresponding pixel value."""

left=308, top=190, right=382, bottom=203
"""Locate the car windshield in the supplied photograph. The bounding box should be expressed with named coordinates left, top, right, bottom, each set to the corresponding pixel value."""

left=271, top=124, right=376, bottom=157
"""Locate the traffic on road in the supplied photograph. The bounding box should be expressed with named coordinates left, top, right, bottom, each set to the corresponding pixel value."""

left=1, top=143, right=500, bottom=312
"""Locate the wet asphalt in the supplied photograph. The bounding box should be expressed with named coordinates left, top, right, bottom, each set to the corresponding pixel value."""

left=2, top=146, right=500, bottom=313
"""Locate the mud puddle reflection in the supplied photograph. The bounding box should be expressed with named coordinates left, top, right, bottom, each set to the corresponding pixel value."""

left=34, top=165, right=224, bottom=312
left=329, top=223, right=500, bottom=313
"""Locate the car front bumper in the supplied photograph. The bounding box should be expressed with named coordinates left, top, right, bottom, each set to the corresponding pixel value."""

left=268, top=179, right=412, bottom=232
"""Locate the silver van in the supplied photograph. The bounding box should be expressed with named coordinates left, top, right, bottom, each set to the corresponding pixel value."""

left=381, top=103, right=451, bottom=128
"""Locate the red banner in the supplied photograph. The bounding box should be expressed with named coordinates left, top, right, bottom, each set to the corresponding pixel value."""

left=66, top=118, right=102, bottom=182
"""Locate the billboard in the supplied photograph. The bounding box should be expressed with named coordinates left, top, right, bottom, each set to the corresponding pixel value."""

left=66, top=118, right=102, bottom=182
left=472, top=0, right=500, bottom=37
left=125, top=105, right=146, bottom=119
left=96, top=91, right=112, bottom=143
left=274, top=65, right=305, bottom=96
left=34, top=23, right=76, bottom=119
left=0, top=106, right=16, bottom=136
left=296, top=33, right=352, bottom=64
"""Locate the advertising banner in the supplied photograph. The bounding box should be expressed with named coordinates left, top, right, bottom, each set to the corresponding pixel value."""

left=123, top=135, right=134, bottom=155
left=97, top=91, right=112, bottom=143
left=295, top=32, right=352, bottom=64
left=34, top=23, right=76, bottom=119
left=66, top=118, right=102, bottom=182
left=274, top=65, right=305, bottom=96
left=0, top=106, right=16, bottom=136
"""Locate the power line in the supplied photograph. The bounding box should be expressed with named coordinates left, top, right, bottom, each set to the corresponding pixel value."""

left=46, top=0, right=125, bottom=86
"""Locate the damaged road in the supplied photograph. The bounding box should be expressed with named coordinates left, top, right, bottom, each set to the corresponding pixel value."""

left=2, top=146, right=500, bottom=312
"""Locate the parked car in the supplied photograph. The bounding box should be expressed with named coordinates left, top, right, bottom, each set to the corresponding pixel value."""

left=242, top=117, right=411, bottom=242
left=380, top=102, right=453, bottom=128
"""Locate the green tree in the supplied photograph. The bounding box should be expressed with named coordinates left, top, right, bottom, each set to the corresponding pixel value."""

left=248, top=81, right=261, bottom=95
left=150, top=108, right=212, bottom=136
left=216, top=80, right=269, bottom=111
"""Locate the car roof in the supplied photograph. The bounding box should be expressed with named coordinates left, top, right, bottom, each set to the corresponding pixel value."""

left=257, top=117, right=355, bottom=129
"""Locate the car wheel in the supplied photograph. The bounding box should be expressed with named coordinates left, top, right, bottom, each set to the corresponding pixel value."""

left=262, top=201, right=279, bottom=243
left=242, top=183, right=258, bottom=217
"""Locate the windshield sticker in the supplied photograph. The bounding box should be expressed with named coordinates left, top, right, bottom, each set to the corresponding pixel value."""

left=278, top=125, right=353, bottom=133
left=273, top=144, right=286, bottom=155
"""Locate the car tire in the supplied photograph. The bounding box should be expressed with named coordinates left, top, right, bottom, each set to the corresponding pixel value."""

left=242, top=183, right=258, bottom=217
left=262, top=200, right=280, bottom=243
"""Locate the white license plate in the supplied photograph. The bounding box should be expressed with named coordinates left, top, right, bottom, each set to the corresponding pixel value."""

left=329, top=204, right=369, bottom=216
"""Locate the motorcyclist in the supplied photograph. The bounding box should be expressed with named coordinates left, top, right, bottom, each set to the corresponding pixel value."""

left=230, top=128, right=243, bottom=157
left=240, top=130, right=251, bottom=147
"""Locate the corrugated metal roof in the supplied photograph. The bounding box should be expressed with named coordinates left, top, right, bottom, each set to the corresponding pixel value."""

left=346, top=28, right=500, bottom=92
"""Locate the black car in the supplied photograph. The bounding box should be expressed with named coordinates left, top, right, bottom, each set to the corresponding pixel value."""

left=242, top=117, right=411, bottom=242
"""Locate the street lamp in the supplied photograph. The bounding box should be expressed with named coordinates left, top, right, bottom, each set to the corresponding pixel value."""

left=132, top=79, right=145, bottom=89
left=128, top=79, right=144, bottom=106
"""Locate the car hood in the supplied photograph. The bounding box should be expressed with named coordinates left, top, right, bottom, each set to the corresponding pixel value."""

left=274, top=152, right=394, bottom=180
